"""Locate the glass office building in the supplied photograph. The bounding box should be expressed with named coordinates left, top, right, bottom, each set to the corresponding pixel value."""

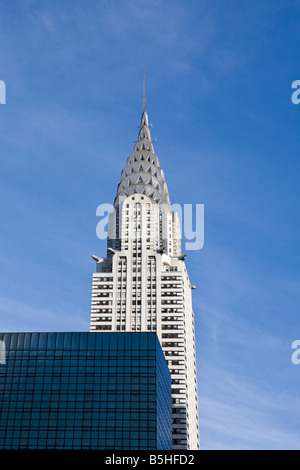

left=0, top=332, right=172, bottom=450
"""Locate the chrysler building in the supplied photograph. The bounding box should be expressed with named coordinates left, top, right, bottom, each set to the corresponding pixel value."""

left=90, top=77, right=200, bottom=450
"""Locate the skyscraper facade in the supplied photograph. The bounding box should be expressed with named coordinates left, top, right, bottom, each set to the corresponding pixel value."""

left=90, top=78, right=200, bottom=450
left=0, top=332, right=172, bottom=450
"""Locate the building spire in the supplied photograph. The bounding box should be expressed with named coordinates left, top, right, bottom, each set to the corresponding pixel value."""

left=113, top=74, right=171, bottom=208
left=143, top=71, right=147, bottom=113
left=140, top=71, right=149, bottom=133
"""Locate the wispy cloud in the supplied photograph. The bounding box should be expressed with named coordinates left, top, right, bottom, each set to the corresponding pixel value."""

left=0, top=294, right=88, bottom=332
left=199, top=395, right=300, bottom=450
left=192, top=239, right=300, bottom=449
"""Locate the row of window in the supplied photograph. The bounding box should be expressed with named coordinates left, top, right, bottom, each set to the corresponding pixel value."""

left=161, top=292, right=182, bottom=297
left=161, top=284, right=181, bottom=289
left=1, top=380, right=158, bottom=389
left=162, top=316, right=181, bottom=321
left=161, top=276, right=182, bottom=281
left=3, top=394, right=156, bottom=411
left=161, top=308, right=182, bottom=313
left=0, top=333, right=161, bottom=354
left=6, top=357, right=156, bottom=366
left=123, top=245, right=154, bottom=250
left=1, top=355, right=158, bottom=364
left=162, top=342, right=184, bottom=348
left=0, top=440, right=158, bottom=449
left=0, top=431, right=157, bottom=440
left=162, top=325, right=181, bottom=330
left=0, top=421, right=157, bottom=430
left=1, top=387, right=158, bottom=396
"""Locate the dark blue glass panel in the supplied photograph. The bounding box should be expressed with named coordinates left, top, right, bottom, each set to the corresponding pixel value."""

left=140, top=332, right=148, bottom=349
left=95, top=333, right=102, bottom=350
left=47, top=333, right=56, bottom=350
left=9, top=334, right=18, bottom=351
left=102, top=333, right=109, bottom=351
left=38, top=333, right=47, bottom=350
left=30, top=333, right=39, bottom=350
left=148, top=332, right=156, bottom=349
left=0, top=331, right=172, bottom=450
left=132, top=333, right=139, bottom=349
left=109, top=334, right=117, bottom=350
left=79, top=333, right=88, bottom=350
left=71, top=333, right=80, bottom=350
left=16, top=333, right=24, bottom=350
left=63, top=333, right=72, bottom=350
left=87, top=333, right=96, bottom=350
left=1, top=333, right=11, bottom=352
left=124, top=333, right=131, bottom=350
left=117, top=333, right=125, bottom=350
left=55, top=333, right=64, bottom=350
left=23, top=333, right=31, bottom=350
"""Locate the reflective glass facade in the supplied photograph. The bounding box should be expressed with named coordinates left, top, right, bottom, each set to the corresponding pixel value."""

left=0, top=332, right=172, bottom=450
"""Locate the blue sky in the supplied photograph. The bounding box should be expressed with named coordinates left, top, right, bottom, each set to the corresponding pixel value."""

left=0, top=0, right=300, bottom=450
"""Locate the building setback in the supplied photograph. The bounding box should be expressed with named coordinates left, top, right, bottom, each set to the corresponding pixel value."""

left=0, top=332, right=172, bottom=450
left=90, top=78, right=200, bottom=449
